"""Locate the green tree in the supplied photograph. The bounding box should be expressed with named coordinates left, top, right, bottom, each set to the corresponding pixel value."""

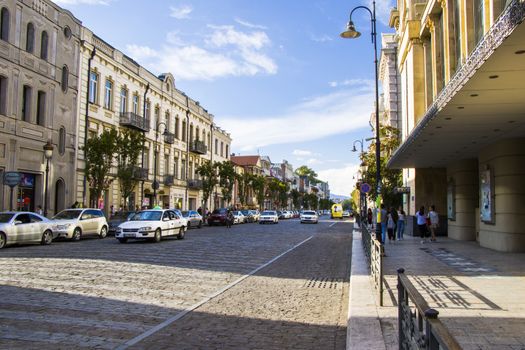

left=303, top=193, right=319, bottom=210
left=295, top=165, right=319, bottom=183
left=236, top=172, right=254, bottom=207
left=218, top=161, right=236, bottom=206
left=318, top=198, right=334, bottom=211
left=290, top=189, right=301, bottom=209
left=116, top=129, right=145, bottom=210
left=196, top=160, right=219, bottom=211
left=83, top=128, right=119, bottom=207
left=251, top=175, right=266, bottom=210
left=266, top=178, right=283, bottom=208
left=278, top=181, right=290, bottom=208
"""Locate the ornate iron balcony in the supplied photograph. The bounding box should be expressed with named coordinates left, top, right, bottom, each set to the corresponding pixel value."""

left=187, top=179, right=203, bottom=189
left=164, top=175, right=174, bottom=186
left=190, top=140, right=207, bottom=154
left=119, top=112, right=150, bottom=132
left=132, top=166, right=148, bottom=180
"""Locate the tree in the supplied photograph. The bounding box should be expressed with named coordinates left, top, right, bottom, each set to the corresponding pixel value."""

left=196, top=160, right=219, bottom=211
left=303, top=193, right=319, bottom=210
left=83, top=128, right=119, bottom=207
left=266, top=178, right=283, bottom=208
left=236, top=172, right=254, bottom=207
left=318, top=198, right=334, bottom=211
left=290, top=189, right=301, bottom=209
left=278, top=181, right=290, bottom=208
left=251, top=175, right=266, bottom=210
left=218, top=161, right=236, bottom=206
left=116, top=129, right=145, bottom=210
left=295, top=165, right=319, bottom=183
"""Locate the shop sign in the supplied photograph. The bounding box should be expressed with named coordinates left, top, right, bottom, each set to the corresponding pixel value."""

left=3, top=172, right=21, bottom=187
left=394, top=186, right=411, bottom=194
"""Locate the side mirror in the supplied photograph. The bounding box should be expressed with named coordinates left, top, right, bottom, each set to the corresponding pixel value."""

left=14, top=220, right=23, bottom=225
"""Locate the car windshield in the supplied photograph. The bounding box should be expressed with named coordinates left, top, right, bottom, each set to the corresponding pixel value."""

left=303, top=211, right=317, bottom=215
left=213, top=209, right=227, bottom=214
left=241, top=210, right=250, bottom=215
left=0, top=213, right=15, bottom=223
left=53, top=210, right=82, bottom=220
left=261, top=211, right=276, bottom=216
left=181, top=211, right=190, bottom=217
left=130, top=211, right=162, bottom=221
left=233, top=211, right=242, bottom=215
left=110, top=212, right=134, bottom=220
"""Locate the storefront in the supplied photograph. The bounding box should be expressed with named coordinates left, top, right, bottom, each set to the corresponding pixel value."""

left=17, top=173, right=37, bottom=212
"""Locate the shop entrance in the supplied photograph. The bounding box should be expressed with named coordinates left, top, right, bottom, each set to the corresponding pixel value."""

left=17, top=173, right=36, bottom=212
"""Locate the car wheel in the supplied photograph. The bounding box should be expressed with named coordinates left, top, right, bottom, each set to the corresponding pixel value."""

left=41, top=230, right=53, bottom=245
left=153, top=228, right=161, bottom=243
left=71, top=228, right=82, bottom=241
left=0, top=232, right=6, bottom=249
left=99, top=226, right=108, bottom=239
left=118, top=238, right=128, bottom=244
left=198, top=221, right=202, bottom=228
left=187, top=221, right=191, bottom=229
left=177, top=227, right=185, bottom=239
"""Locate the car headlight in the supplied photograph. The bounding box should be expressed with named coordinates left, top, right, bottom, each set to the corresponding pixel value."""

left=55, top=224, right=72, bottom=230
left=139, top=226, right=152, bottom=232
left=115, top=227, right=122, bottom=233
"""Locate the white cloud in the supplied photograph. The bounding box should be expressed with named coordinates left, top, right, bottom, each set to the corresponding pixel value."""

left=292, top=149, right=316, bottom=157
left=311, top=34, right=333, bottom=43
left=219, top=83, right=374, bottom=152
left=54, top=0, right=110, bottom=4
left=329, top=79, right=374, bottom=89
left=307, top=158, right=323, bottom=165
left=169, top=5, right=193, bottom=19
left=318, top=164, right=360, bottom=196
left=234, top=18, right=268, bottom=30
left=124, top=23, right=277, bottom=81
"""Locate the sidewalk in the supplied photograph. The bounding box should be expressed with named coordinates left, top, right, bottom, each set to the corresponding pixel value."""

left=347, top=227, right=525, bottom=350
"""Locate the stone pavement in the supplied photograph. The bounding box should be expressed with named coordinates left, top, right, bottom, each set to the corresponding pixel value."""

left=347, top=226, right=525, bottom=350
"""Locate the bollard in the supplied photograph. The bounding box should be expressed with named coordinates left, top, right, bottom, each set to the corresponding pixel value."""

left=397, top=268, right=405, bottom=349
left=425, top=308, right=439, bottom=350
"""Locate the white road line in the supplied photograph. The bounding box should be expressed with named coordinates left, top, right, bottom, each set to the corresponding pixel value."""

left=116, top=235, right=314, bottom=350
left=329, top=222, right=338, bottom=227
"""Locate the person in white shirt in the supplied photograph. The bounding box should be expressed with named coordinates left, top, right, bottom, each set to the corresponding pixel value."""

left=397, top=208, right=405, bottom=240
left=416, top=206, right=428, bottom=243
left=428, top=205, right=439, bottom=242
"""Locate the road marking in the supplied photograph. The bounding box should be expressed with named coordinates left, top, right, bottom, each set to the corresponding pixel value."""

left=329, top=222, right=338, bottom=227
left=116, top=235, right=314, bottom=350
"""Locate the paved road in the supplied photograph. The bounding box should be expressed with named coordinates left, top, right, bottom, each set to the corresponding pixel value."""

left=0, top=217, right=353, bottom=349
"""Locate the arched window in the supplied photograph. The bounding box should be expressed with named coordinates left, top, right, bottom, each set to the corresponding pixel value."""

left=59, top=126, right=66, bottom=155
left=189, top=124, right=194, bottom=143
left=214, top=139, right=218, bottom=155
left=40, top=31, right=48, bottom=60
left=174, top=116, right=180, bottom=139
left=61, top=65, right=69, bottom=93
left=0, top=7, right=9, bottom=42
left=195, top=126, right=200, bottom=141
left=182, top=120, right=187, bottom=142
left=26, top=23, right=34, bottom=53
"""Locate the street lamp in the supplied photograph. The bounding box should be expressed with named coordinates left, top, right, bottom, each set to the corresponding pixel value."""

left=153, top=121, right=168, bottom=207
left=43, top=140, right=53, bottom=217
left=342, top=1, right=382, bottom=243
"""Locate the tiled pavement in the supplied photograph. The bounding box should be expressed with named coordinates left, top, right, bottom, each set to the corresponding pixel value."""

left=348, top=226, right=525, bottom=350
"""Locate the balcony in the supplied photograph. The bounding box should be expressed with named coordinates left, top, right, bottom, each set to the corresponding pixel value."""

left=119, top=112, right=150, bottom=132
left=189, top=140, right=207, bottom=155
left=132, top=166, right=148, bottom=180
left=187, top=179, right=203, bottom=189
left=164, top=175, right=174, bottom=186
left=164, top=132, right=175, bottom=144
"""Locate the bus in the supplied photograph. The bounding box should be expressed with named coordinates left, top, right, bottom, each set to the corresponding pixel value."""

left=331, top=203, right=343, bottom=219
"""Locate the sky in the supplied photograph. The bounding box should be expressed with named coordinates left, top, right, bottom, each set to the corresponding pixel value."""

left=56, top=0, right=396, bottom=196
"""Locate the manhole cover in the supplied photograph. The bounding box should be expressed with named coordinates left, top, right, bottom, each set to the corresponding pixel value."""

left=303, top=277, right=343, bottom=289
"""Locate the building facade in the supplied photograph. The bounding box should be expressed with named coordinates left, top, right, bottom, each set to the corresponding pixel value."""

left=389, top=0, right=525, bottom=252
left=0, top=0, right=81, bottom=215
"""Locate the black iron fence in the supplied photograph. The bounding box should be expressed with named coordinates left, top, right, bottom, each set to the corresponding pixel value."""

left=361, top=225, right=383, bottom=306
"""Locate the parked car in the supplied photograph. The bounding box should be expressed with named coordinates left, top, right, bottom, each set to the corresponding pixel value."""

left=52, top=209, right=108, bottom=241
left=241, top=210, right=255, bottom=223
left=108, top=211, right=135, bottom=235
left=0, top=212, right=55, bottom=249
left=250, top=210, right=260, bottom=222
left=115, top=209, right=186, bottom=243
left=232, top=211, right=245, bottom=224
left=182, top=210, right=203, bottom=229
left=208, top=208, right=229, bottom=226
left=300, top=210, right=319, bottom=224
left=277, top=211, right=285, bottom=219
left=259, top=210, right=279, bottom=224
left=342, top=211, right=351, bottom=218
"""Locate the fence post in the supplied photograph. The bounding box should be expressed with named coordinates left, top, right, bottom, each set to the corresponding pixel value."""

left=425, top=309, right=439, bottom=350
left=397, top=268, right=405, bottom=350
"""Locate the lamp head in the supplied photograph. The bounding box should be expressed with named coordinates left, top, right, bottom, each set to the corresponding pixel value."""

left=351, top=145, right=357, bottom=152
left=43, top=140, right=53, bottom=160
left=340, top=21, right=361, bottom=39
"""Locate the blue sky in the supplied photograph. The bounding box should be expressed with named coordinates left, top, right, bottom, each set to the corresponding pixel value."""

left=56, top=0, right=395, bottom=196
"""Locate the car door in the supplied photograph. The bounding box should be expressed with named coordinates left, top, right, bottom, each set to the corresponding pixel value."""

left=161, top=211, right=173, bottom=236
left=28, top=213, right=45, bottom=241
left=170, top=211, right=182, bottom=231
left=13, top=214, right=36, bottom=243
left=80, top=210, right=97, bottom=235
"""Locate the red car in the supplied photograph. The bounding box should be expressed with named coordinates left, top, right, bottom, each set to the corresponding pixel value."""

left=207, top=208, right=229, bottom=226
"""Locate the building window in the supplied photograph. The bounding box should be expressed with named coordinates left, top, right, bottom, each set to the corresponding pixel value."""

left=40, top=31, right=48, bottom=60
left=181, top=159, right=186, bottom=180
left=26, top=23, right=35, bottom=53
left=182, top=120, right=187, bottom=142
left=145, top=100, right=151, bottom=120
left=189, top=124, right=194, bottom=143
left=132, top=94, right=139, bottom=114
left=0, top=75, right=7, bottom=115
left=1, top=7, right=9, bottom=42
left=63, top=26, right=72, bottom=40
left=164, top=155, right=169, bottom=175
left=22, top=85, right=32, bottom=122
left=202, top=130, right=205, bottom=144
left=174, top=157, right=179, bottom=179
left=220, top=141, right=224, bottom=157
left=61, top=65, right=69, bottom=93
left=165, top=111, right=170, bottom=131
left=88, top=71, right=98, bottom=104
left=59, top=126, right=66, bottom=155
left=226, top=144, right=229, bottom=158
left=175, top=116, right=180, bottom=139
left=215, top=139, right=218, bottom=155
left=143, top=148, right=149, bottom=170
left=195, top=126, right=200, bottom=141
left=104, top=79, right=112, bottom=110
left=207, top=132, right=211, bottom=148
left=36, top=91, right=46, bottom=126
left=119, top=88, right=127, bottom=113
left=474, top=0, right=485, bottom=46
left=453, top=1, right=462, bottom=72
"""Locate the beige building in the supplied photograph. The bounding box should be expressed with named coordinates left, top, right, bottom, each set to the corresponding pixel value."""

left=0, top=0, right=81, bottom=215
left=76, top=28, right=231, bottom=214
left=388, top=0, right=525, bottom=252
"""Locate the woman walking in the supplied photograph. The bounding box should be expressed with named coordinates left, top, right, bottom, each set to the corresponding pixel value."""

left=397, top=207, right=406, bottom=240
left=416, top=206, right=429, bottom=243
left=428, top=205, right=439, bottom=242
left=386, top=208, right=396, bottom=243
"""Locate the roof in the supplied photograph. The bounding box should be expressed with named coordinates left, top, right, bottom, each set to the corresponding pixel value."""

left=231, top=155, right=261, bottom=167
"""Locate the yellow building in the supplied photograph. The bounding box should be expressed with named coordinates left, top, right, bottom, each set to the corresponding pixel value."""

left=389, top=0, right=525, bottom=252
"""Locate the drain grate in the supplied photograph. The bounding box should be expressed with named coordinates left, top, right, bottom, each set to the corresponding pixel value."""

left=304, top=277, right=343, bottom=289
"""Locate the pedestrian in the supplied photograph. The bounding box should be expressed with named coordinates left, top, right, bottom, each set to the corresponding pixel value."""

left=226, top=209, right=234, bottom=228
left=36, top=205, right=43, bottom=215
left=397, top=207, right=406, bottom=240
left=135, top=205, right=140, bottom=212
left=71, top=201, right=79, bottom=209
left=110, top=205, right=115, bottom=216
left=387, top=208, right=396, bottom=243
left=416, top=206, right=429, bottom=243
left=367, top=208, right=373, bottom=229
left=428, top=205, right=439, bottom=242
left=380, top=204, right=387, bottom=244
left=197, top=207, right=202, bottom=215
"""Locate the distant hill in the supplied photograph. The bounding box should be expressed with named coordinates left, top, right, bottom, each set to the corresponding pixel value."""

left=330, top=194, right=350, bottom=203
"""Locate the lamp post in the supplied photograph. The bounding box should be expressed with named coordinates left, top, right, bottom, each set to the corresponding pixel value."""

left=43, top=140, right=53, bottom=217
left=153, top=122, right=168, bottom=207
left=342, top=1, right=382, bottom=243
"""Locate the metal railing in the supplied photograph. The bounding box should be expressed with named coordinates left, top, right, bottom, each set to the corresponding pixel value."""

left=362, top=225, right=383, bottom=306
left=119, top=112, right=150, bottom=132
left=189, top=140, right=207, bottom=154
left=187, top=179, right=203, bottom=189
left=164, top=175, right=174, bottom=186
left=131, top=166, right=148, bottom=180
left=397, top=268, right=461, bottom=350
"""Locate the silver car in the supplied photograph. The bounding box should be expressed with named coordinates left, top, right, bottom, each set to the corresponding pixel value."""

left=0, top=212, right=54, bottom=249
left=52, top=209, right=108, bottom=241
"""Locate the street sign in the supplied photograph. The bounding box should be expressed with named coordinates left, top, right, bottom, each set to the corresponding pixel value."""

left=360, top=183, right=371, bottom=193
left=3, top=171, right=21, bottom=187
left=394, top=186, right=411, bottom=194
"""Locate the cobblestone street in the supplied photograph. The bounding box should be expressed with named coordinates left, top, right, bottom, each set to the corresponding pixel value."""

left=0, top=218, right=353, bottom=349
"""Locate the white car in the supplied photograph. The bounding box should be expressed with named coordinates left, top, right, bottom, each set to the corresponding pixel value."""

left=115, top=209, right=187, bottom=243
left=300, top=210, right=319, bottom=224
left=232, top=211, right=245, bottom=224
left=259, top=210, right=279, bottom=224
left=0, top=212, right=55, bottom=249
left=52, top=209, right=108, bottom=241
